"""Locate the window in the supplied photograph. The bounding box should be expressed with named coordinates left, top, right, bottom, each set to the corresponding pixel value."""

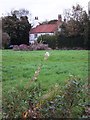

left=35, top=34, right=37, bottom=38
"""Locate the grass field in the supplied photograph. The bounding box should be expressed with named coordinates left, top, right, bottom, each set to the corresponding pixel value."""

left=2, top=50, right=88, bottom=91
left=2, top=50, right=89, bottom=118
left=2, top=50, right=88, bottom=89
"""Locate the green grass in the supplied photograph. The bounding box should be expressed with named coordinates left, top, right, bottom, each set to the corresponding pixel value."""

left=2, top=50, right=89, bottom=118
left=2, top=50, right=88, bottom=91
left=0, top=50, right=2, bottom=119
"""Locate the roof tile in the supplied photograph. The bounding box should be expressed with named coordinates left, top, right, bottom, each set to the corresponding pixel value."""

left=30, top=24, right=58, bottom=34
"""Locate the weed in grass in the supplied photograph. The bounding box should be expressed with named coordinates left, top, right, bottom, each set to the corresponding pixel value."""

left=39, top=77, right=89, bottom=118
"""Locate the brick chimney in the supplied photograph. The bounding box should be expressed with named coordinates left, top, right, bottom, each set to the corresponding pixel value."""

left=57, top=14, right=62, bottom=32
left=35, top=16, right=38, bottom=20
left=58, top=14, right=62, bottom=22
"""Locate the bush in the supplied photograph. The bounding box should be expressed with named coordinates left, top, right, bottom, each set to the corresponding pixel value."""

left=2, top=32, right=10, bottom=49
left=37, top=35, right=58, bottom=49
left=57, top=35, right=85, bottom=49
left=37, top=34, right=87, bottom=49
left=13, top=43, right=52, bottom=51
left=2, top=77, right=88, bottom=119
left=39, top=77, right=88, bottom=118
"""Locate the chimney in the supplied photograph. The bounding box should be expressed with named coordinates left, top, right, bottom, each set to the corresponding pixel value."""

left=57, top=14, right=62, bottom=32
left=58, top=14, right=62, bottom=22
left=35, top=16, right=38, bottom=20
left=33, top=16, right=39, bottom=28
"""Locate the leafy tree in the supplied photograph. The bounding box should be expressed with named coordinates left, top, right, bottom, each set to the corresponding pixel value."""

left=62, top=4, right=89, bottom=36
left=2, top=9, right=31, bottom=46
left=60, top=4, right=89, bottom=49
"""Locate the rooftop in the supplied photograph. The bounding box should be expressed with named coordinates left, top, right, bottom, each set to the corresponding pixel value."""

left=30, top=23, right=58, bottom=34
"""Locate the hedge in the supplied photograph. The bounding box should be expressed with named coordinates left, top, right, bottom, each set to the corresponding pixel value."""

left=37, top=34, right=88, bottom=49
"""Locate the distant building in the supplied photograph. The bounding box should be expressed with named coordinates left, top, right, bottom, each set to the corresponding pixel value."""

left=29, top=15, right=62, bottom=44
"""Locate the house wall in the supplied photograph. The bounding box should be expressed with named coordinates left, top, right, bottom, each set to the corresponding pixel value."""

left=29, top=32, right=54, bottom=44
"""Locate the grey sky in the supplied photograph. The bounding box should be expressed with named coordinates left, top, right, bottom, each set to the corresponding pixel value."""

left=0, top=0, right=89, bottom=22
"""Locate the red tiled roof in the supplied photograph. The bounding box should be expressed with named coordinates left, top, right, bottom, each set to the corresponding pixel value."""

left=30, top=24, right=58, bottom=34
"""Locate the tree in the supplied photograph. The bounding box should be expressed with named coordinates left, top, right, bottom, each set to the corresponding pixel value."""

left=60, top=4, right=89, bottom=49
left=11, top=9, right=30, bottom=19
left=2, top=9, right=31, bottom=46
left=63, top=4, right=89, bottom=37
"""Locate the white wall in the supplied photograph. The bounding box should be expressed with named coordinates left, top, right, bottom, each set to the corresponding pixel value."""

left=29, top=32, right=54, bottom=44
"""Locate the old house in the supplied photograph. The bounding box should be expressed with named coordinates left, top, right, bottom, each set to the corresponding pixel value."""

left=29, top=15, right=62, bottom=44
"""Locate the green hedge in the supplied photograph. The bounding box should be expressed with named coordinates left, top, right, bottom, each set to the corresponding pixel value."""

left=37, top=34, right=88, bottom=49
left=57, top=35, right=85, bottom=49
left=37, top=35, right=58, bottom=49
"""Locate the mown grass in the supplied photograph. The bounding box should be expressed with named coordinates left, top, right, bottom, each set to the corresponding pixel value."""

left=2, top=50, right=88, bottom=90
left=2, top=50, right=89, bottom=118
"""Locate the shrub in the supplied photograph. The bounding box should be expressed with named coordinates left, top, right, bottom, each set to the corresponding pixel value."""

left=13, top=43, right=51, bottom=51
left=37, top=34, right=87, bottom=49
left=39, top=77, right=88, bottom=118
left=57, top=35, right=85, bottom=49
left=2, top=84, right=42, bottom=119
left=2, top=77, right=88, bottom=119
left=37, top=35, right=58, bottom=49
left=2, top=32, right=10, bottom=49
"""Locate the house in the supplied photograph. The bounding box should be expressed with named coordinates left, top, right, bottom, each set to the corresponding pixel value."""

left=29, top=15, right=62, bottom=44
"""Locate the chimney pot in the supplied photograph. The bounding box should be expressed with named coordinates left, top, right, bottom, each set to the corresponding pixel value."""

left=35, top=16, right=38, bottom=20
left=58, top=14, right=62, bottom=22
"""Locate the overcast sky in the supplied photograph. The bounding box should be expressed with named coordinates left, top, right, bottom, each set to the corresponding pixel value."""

left=0, top=0, right=89, bottom=22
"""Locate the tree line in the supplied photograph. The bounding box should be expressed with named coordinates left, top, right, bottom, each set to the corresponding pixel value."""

left=1, top=4, right=90, bottom=49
